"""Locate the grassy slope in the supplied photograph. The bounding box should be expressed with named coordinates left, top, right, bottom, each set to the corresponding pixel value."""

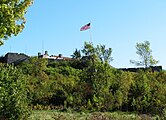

left=28, top=110, right=157, bottom=120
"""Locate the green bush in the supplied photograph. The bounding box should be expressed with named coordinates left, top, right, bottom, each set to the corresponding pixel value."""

left=0, top=64, right=30, bottom=120
left=18, top=51, right=166, bottom=116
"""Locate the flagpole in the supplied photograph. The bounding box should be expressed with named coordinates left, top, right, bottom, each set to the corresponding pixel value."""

left=90, top=21, right=92, bottom=42
left=42, top=40, right=44, bottom=54
left=80, top=22, right=92, bottom=42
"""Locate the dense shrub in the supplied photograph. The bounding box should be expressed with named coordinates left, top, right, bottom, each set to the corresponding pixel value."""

left=18, top=57, right=166, bottom=116
left=0, top=63, right=30, bottom=120
left=17, top=45, right=166, bottom=116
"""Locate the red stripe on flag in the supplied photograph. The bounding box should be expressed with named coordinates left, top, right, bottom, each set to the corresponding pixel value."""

left=80, top=23, right=91, bottom=31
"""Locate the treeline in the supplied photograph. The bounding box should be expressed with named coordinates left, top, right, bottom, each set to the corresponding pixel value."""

left=18, top=42, right=166, bottom=115
left=0, top=42, right=166, bottom=119
left=18, top=58, right=166, bottom=114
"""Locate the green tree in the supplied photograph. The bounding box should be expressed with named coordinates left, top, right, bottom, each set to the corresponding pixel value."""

left=81, top=42, right=113, bottom=64
left=19, top=57, right=48, bottom=76
left=82, top=42, right=96, bottom=57
left=81, top=42, right=99, bottom=69
left=0, top=0, right=33, bottom=45
left=96, top=44, right=113, bottom=63
left=131, top=71, right=151, bottom=113
left=130, top=40, right=159, bottom=68
left=0, top=63, right=30, bottom=120
left=19, top=57, right=49, bottom=104
left=78, top=42, right=115, bottom=111
left=91, top=62, right=115, bottom=111
left=71, top=49, right=81, bottom=59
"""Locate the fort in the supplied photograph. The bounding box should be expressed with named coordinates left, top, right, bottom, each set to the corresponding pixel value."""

left=0, top=51, right=72, bottom=65
left=118, top=66, right=162, bottom=72
left=0, top=52, right=29, bottom=65
left=0, top=51, right=162, bottom=72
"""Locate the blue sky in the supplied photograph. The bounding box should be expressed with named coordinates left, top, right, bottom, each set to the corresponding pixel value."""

left=0, top=0, right=166, bottom=69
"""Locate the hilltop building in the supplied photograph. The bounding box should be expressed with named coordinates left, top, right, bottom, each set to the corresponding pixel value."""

left=0, top=52, right=30, bottom=65
left=0, top=51, right=162, bottom=72
left=38, top=51, right=72, bottom=62
left=0, top=51, right=72, bottom=65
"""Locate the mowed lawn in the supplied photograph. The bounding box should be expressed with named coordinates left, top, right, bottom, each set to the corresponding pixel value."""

left=28, top=110, right=157, bottom=120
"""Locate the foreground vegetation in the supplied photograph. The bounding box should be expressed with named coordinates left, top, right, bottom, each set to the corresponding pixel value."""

left=29, top=110, right=163, bottom=120
left=25, top=42, right=166, bottom=117
left=0, top=42, right=166, bottom=119
left=0, top=64, right=30, bottom=119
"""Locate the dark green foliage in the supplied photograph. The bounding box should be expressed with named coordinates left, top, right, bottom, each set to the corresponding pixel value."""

left=19, top=57, right=49, bottom=105
left=15, top=42, right=166, bottom=116
left=128, top=70, right=166, bottom=114
left=71, top=49, right=81, bottom=59
left=0, top=63, right=30, bottom=120
left=50, top=90, right=67, bottom=106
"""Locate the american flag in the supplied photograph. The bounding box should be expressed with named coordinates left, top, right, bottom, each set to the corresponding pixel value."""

left=80, top=23, right=91, bottom=31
